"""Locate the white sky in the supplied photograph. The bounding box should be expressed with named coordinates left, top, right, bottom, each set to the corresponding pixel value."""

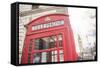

left=68, top=7, right=95, bottom=35
left=68, top=7, right=96, bottom=53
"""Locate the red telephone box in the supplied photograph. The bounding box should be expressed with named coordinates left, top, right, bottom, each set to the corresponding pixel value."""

left=21, top=14, right=77, bottom=64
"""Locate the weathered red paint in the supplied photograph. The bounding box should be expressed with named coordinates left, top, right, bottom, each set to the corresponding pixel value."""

left=21, top=14, right=77, bottom=64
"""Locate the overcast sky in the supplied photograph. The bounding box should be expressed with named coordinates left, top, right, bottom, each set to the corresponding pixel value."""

left=68, top=7, right=96, bottom=52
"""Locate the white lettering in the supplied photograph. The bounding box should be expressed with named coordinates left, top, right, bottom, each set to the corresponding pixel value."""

left=32, top=20, right=64, bottom=31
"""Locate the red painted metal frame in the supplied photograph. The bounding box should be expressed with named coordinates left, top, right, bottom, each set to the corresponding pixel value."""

left=21, top=14, right=77, bottom=64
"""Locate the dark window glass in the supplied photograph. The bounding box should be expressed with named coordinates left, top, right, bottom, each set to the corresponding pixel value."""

left=34, top=36, right=56, bottom=50
left=28, top=53, right=31, bottom=63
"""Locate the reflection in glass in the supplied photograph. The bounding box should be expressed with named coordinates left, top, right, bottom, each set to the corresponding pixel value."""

left=33, top=51, right=58, bottom=63
left=59, top=50, right=64, bottom=61
left=34, top=36, right=56, bottom=50
left=58, top=34, right=63, bottom=47
left=31, top=34, right=64, bottom=63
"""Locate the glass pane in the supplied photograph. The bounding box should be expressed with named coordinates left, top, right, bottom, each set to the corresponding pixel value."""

left=28, top=39, right=34, bottom=63
left=34, top=36, right=56, bottom=50
left=41, top=52, right=47, bottom=62
left=33, top=50, right=58, bottom=63
left=33, top=53, right=41, bottom=63
left=52, top=51, right=57, bottom=62
left=28, top=53, right=31, bottom=63
left=58, top=34, right=63, bottom=47
left=28, top=39, right=34, bottom=52
left=31, top=34, right=64, bottom=63
left=59, top=50, right=64, bottom=61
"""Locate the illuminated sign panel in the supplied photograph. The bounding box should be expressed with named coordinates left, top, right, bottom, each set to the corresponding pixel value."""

left=32, top=20, right=64, bottom=31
